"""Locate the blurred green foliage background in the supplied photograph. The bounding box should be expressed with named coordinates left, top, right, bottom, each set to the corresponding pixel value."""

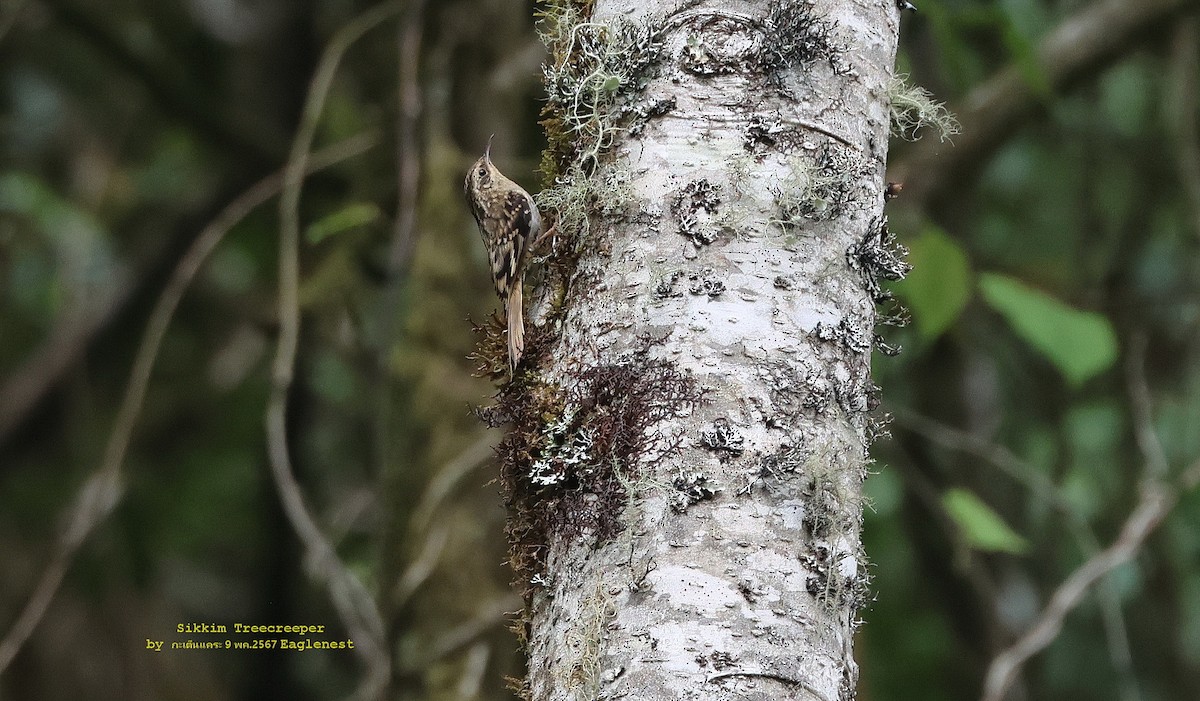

left=0, top=0, right=1197, bottom=700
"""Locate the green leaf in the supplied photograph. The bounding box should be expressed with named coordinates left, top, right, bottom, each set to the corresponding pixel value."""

left=892, top=226, right=972, bottom=340
left=979, top=273, right=1118, bottom=387
left=305, top=202, right=381, bottom=244
left=942, top=488, right=1029, bottom=554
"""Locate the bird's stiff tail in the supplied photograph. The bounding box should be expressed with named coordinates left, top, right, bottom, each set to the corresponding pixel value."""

left=506, top=283, right=524, bottom=374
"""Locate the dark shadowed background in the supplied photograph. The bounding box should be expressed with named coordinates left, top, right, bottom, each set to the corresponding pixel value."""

left=1, top=0, right=1198, bottom=699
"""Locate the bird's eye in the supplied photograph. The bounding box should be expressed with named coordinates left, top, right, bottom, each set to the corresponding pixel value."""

left=477, top=167, right=487, bottom=179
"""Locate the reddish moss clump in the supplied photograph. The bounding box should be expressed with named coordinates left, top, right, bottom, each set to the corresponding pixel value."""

left=477, top=343, right=704, bottom=588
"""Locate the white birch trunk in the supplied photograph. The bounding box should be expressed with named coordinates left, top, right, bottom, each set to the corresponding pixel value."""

left=503, top=2, right=903, bottom=699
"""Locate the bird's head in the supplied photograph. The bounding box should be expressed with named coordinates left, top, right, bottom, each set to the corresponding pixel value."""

left=465, top=134, right=502, bottom=198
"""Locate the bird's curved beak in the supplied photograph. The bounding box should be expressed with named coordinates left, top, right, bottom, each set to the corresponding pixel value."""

left=485, top=134, right=494, bottom=162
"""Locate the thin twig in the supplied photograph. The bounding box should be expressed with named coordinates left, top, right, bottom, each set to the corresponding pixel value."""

left=370, top=0, right=427, bottom=484
left=391, top=522, right=451, bottom=608
left=892, top=408, right=1071, bottom=513
left=401, top=596, right=521, bottom=672
left=0, top=132, right=379, bottom=677
left=388, top=431, right=496, bottom=608
left=0, top=282, right=132, bottom=445
left=885, top=436, right=1006, bottom=652
left=266, top=3, right=403, bottom=701
left=1095, top=565, right=1140, bottom=701
left=1126, top=334, right=1169, bottom=478
left=455, top=643, right=493, bottom=700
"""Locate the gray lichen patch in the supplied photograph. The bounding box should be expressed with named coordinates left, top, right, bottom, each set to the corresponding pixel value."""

left=653, top=267, right=725, bottom=300
left=743, top=114, right=786, bottom=152
left=795, top=457, right=871, bottom=615
left=801, top=361, right=835, bottom=413
left=700, top=417, right=745, bottom=460
left=653, top=270, right=685, bottom=299
left=847, top=216, right=910, bottom=304
left=801, top=539, right=871, bottom=613
left=666, top=2, right=844, bottom=90
left=758, top=361, right=810, bottom=424
left=687, top=267, right=725, bottom=297
left=670, top=471, right=717, bottom=512
left=812, top=314, right=874, bottom=355
left=671, top=178, right=722, bottom=246
left=833, top=362, right=880, bottom=416
left=757, top=1, right=845, bottom=78
left=679, top=18, right=759, bottom=76
left=772, top=147, right=869, bottom=227
left=738, top=442, right=809, bottom=495
left=621, top=96, right=676, bottom=137
left=528, top=406, right=598, bottom=487
left=773, top=273, right=801, bottom=291
left=805, top=319, right=881, bottom=419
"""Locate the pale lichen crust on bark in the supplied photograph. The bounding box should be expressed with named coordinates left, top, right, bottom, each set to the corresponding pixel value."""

left=482, top=2, right=910, bottom=700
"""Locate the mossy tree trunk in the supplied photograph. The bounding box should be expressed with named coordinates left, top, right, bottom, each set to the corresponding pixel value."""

left=492, top=1, right=904, bottom=699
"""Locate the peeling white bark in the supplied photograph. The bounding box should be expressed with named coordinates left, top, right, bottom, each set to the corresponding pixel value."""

left=523, top=2, right=900, bottom=700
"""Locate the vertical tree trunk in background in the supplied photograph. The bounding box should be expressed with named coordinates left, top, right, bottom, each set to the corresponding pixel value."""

left=503, top=2, right=903, bottom=699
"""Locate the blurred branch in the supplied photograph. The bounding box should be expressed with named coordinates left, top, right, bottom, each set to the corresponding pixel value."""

left=371, top=0, right=425, bottom=485
left=0, top=132, right=380, bottom=678
left=893, top=408, right=1072, bottom=513
left=980, top=342, right=1200, bottom=701
left=891, top=0, right=1200, bottom=208
left=401, top=595, right=521, bottom=673
left=390, top=432, right=499, bottom=609
left=0, top=0, right=28, bottom=44
left=266, top=3, right=403, bottom=701
left=980, top=460, right=1200, bottom=701
left=893, top=407, right=1138, bottom=693
left=1095, top=567, right=1139, bottom=701
left=408, top=432, right=498, bottom=537
left=386, top=0, right=427, bottom=275
left=1168, top=18, right=1200, bottom=238
left=885, top=435, right=1005, bottom=656
left=456, top=643, right=493, bottom=700
left=41, top=0, right=284, bottom=164
left=391, top=522, right=450, bottom=608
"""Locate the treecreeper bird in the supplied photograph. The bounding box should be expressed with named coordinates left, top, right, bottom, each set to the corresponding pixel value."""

left=464, top=137, right=542, bottom=375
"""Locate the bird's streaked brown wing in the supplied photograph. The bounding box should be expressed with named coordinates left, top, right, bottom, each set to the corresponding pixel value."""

left=485, top=190, right=533, bottom=298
